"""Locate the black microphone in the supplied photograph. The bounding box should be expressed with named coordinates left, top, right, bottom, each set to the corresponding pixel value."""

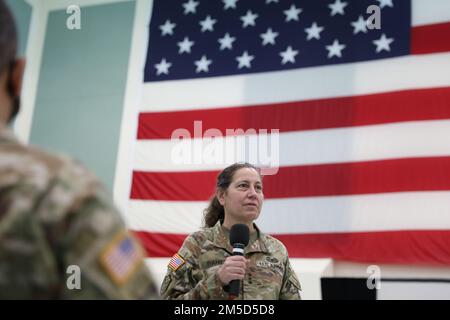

left=228, top=224, right=250, bottom=299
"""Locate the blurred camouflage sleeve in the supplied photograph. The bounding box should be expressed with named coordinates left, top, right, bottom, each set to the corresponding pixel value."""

left=279, top=258, right=302, bottom=300
left=36, top=158, right=159, bottom=299
left=160, top=235, right=229, bottom=300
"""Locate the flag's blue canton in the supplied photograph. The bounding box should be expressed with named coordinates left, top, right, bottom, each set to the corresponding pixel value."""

left=120, top=238, right=134, bottom=253
left=144, top=0, right=410, bottom=82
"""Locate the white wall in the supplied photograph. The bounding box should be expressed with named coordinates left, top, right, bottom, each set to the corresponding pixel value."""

left=333, top=260, right=450, bottom=279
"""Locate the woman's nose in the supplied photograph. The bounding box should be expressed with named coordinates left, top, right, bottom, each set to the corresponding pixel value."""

left=247, top=186, right=257, bottom=197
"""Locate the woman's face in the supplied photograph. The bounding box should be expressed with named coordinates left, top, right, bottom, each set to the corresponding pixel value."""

left=218, top=167, right=264, bottom=225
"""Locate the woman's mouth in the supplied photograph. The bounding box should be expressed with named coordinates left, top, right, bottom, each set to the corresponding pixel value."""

left=244, top=203, right=257, bottom=207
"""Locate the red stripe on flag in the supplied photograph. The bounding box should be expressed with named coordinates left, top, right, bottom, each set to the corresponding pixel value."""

left=133, top=230, right=450, bottom=265
left=133, top=231, right=188, bottom=258
left=137, top=87, right=450, bottom=140
left=130, top=157, right=450, bottom=200
left=411, top=22, right=450, bottom=55
left=275, top=231, right=450, bottom=265
left=131, top=170, right=217, bottom=200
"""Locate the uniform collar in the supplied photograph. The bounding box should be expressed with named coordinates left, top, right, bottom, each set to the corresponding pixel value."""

left=210, top=220, right=269, bottom=254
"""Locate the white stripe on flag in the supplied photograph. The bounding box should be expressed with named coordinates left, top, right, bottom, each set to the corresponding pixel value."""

left=411, top=0, right=450, bottom=26
left=140, top=53, right=450, bottom=112
left=127, top=191, right=450, bottom=234
left=133, top=119, right=450, bottom=172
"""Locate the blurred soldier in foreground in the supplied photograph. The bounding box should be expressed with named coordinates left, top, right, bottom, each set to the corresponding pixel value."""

left=0, top=0, right=158, bottom=299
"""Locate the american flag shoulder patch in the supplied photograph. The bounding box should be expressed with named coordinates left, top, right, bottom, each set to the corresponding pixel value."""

left=99, top=231, right=143, bottom=286
left=168, top=253, right=185, bottom=272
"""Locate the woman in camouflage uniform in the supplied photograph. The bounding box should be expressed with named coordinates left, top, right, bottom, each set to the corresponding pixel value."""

left=160, top=163, right=301, bottom=300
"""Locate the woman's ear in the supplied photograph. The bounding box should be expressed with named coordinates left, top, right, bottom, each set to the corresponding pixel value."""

left=11, top=59, right=25, bottom=96
left=216, top=189, right=225, bottom=206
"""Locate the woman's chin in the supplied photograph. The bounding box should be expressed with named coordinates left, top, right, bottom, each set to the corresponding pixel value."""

left=242, top=209, right=260, bottom=221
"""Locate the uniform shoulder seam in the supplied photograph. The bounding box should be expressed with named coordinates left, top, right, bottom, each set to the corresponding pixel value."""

left=263, top=234, right=288, bottom=253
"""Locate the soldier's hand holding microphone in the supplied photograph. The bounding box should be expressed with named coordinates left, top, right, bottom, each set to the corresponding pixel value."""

left=218, top=256, right=250, bottom=285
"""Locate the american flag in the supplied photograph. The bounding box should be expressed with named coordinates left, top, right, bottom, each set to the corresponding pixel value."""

left=101, top=235, right=142, bottom=284
left=168, top=253, right=186, bottom=271
left=127, top=0, right=450, bottom=265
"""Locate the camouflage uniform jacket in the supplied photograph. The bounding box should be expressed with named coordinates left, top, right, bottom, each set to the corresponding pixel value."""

left=0, top=127, right=158, bottom=299
left=160, top=220, right=301, bottom=300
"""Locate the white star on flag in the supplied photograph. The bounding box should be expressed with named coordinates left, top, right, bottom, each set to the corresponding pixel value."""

left=284, top=4, right=302, bottom=22
left=266, top=0, right=278, bottom=3
left=159, top=20, right=176, bottom=36
left=305, top=22, right=324, bottom=40
left=236, top=51, right=254, bottom=69
left=223, top=0, right=238, bottom=10
left=377, top=0, right=394, bottom=9
left=154, top=58, right=172, bottom=75
left=328, top=0, right=348, bottom=16
left=280, top=46, right=299, bottom=64
left=194, top=55, right=212, bottom=73
left=182, top=0, right=199, bottom=15
left=218, top=33, right=236, bottom=50
left=351, top=15, right=368, bottom=34
left=199, top=15, right=217, bottom=32
left=241, top=10, right=258, bottom=28
left=260, top=28, right=279, bottom=46
left=177, top=37, right=194, bottom=54
left=326, top=39, right=346, bottom=58
left=373, top=33, right=394, bottom=53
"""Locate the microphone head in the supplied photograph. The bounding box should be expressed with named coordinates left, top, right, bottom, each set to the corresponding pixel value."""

left=230, top=224, right=250, bottom=247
